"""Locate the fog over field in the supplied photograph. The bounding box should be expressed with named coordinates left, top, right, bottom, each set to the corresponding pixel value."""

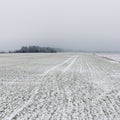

left=0, top=0, right=120, bottom=51
left=1, top=1, right=120, bottom=120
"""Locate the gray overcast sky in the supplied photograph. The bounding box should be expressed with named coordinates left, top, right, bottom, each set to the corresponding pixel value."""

left=0, top=0, right=120, bottom=51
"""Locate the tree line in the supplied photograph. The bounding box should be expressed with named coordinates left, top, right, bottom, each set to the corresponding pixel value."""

left=12, top=46, right=64, bottom=53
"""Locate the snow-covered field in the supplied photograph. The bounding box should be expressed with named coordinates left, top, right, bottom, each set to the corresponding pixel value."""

left=0, top=53, right=120, bottom=120
left=97, top=53, right=120, bottom=63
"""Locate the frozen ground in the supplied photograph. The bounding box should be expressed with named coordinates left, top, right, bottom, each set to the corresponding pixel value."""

left=0, top=53, right=120, bottom=120
left=98, top=53, right=120, bottom=63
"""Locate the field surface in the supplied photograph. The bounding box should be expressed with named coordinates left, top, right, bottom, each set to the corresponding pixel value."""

left=0, top=53, right=120, bottom=120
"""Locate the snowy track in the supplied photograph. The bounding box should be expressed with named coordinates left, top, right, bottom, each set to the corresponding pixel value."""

left=0, top=53, right=120, bottom=120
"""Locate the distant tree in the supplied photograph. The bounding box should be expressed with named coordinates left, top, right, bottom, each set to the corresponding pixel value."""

left=0, top=51, right=6, bottom=54
left=14, top=46, right=63, bottom=53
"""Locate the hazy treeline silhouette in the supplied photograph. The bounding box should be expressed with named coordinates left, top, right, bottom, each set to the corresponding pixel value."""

left=12, top=46, right=64, bottom=53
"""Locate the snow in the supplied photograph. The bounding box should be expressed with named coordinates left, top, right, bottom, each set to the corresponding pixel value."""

left=0, top=53, right=120, bottom=120
left=62, top=56, right=78, bottom=73
left=97, top=53, right=120, bottom=63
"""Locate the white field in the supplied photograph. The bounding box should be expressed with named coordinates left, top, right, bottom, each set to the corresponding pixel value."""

left=98, top=53, right=120, bottom=63
left=0, top=53, right=120, bottom=120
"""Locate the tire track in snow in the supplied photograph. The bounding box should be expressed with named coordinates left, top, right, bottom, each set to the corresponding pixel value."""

left=62, top=56, right=78, bottom=73
left=4, top=56, right=74, bottom=120
left=0, top=56, right=74, bottom=86
left=3, top=54, right=120, bottom=120
left=42, top=56, right=75, bottom=76
left=45, top=56, right=78, bottom=120
left=19, top=56, right=78, bottom=120
left=25, top=56, right=78, bottom=120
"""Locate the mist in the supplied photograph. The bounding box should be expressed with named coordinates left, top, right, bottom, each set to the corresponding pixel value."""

left=0, top=0, right=120, bottom=52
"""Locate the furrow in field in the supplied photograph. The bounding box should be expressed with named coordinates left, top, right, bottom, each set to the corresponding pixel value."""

left=77, top=54, right=120, bottom=119
left=10, top=56, right=78, bottom=120
left=21, top=54, right=120, bottom=120
left=1, top=53, right=120, bottom=120
left=3, top=56, right=75, bottom=120
left=0, top=56, right=74, bottom=85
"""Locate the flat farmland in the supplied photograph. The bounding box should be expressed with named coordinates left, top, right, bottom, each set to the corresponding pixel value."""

left=0, top=53, right=120, bottom=120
